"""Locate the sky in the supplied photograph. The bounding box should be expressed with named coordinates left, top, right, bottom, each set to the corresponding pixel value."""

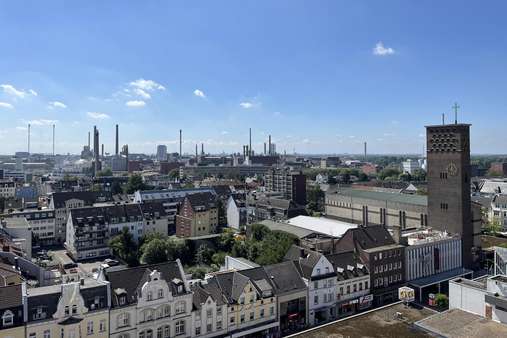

left=1, top=1, right=507, bottom=155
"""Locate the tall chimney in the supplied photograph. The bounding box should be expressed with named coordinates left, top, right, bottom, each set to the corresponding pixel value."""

left=88, top=131, right=90, bottom=148
left=264, top=142, right=266, bottom=155
left=101, top=144, right=104, bottom=157
left=115, top=124, right=119, bottom=155
left=364, top=142, right=367, bottom=162
left=268, top=135, right=272, bottom=155
left=249, top=128, right=252, bottom=157
left=179, top=129, right=182, bottom=157
left=201, top=143, right=204, bottom=155
left=52, top=124, right=55, bottom=156
left=28, top=124, right=31, bottom=154
left=195, top=144, right=198, bottom=158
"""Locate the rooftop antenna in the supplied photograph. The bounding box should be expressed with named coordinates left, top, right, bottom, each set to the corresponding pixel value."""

left=452, top=102, right=460, bottom=124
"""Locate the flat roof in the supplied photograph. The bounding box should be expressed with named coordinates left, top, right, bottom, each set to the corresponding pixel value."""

left=286, top=215, right=357, bottom=238
left=409, top=268, right=473, bottom=288
left=415, top=308, right=507, bottom=338
left=329, top=187, right=427, bottom=206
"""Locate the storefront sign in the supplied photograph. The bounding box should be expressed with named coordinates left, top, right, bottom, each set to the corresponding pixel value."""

left=359, top=294, right=373, bottom=309
left=398, top=286, right=415, bottom=302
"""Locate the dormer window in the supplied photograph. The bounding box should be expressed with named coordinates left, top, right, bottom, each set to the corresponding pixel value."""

left=147, top=291, right=153, bottom=301
left=119, top=296, right=126, bottom=306
left=158, top=289, right=164, bottom=299
left=72, top=305, right=77, bottom=315
left=64, top=306, right=70, bottom=316
left=2, top=310, right=14, bottom=326
left=317, top=268, right=321, bottom=275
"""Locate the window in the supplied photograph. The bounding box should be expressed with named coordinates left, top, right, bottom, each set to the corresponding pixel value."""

left=158, top=289, right=164, bottom=299
left=346, top=285, right=350, bottom=294
left=65, top=306, right=70, bottom=316
left=260, top=308, right=265, bottom=317
left=317, top=268, right=321, bottom=275
left=217, top=307, right=222, bottom=316
left=164, top=326, right=170, bottom=338
left=118, top=312, right=130, bottom=327
left=217, top=320, right=222, bottom=330
left=339, top=287, right=343, bottom=295
left=29, top=333, right=36, bottom=338
left=43, top=330, right=50, bottom=338
left=325, top=267, right=329, bottom=274
left=99, top=319, right=106, bottom=332
left=72, top=304, right=77, bottom=315
left=239, top=295, right=245, bottom=304
left=195, top=327, right=201, bottom=336
left=207, top=323, right=212, bottom=332
left=313, top=281, right=318, bottom=289
left=147, top=291, right=153, bottom=301
left=163, top=305, right=171, bottom=317
left=175, top=320, right=185, bottom=336
left=365, top=281, right=369, bottom=289
left=230, top=316, right=235, bottom=324
left=2, top=310, right=14, bottom=326
left=353, top=284, right=357, bottom=292
left=270, top=306, right=274, bottom=316
left=207, top=309, right=212, bottom=319
left=87, top=321, right=94, bottom=335
left=240, top=314, right=245, bottom=323
left=175, top=301, right=186, bottom=314
left=249, top=312, right=254, bottom=320
left=314, top=295, right=318, bottom=305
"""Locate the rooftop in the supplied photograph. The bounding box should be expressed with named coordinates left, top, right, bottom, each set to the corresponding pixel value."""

left=328, top=187, right=427, bottom=206
left=286, top=215, right=357, bottom=238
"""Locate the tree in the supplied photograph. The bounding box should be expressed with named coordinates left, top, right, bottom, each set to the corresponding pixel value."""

left=486, top=219, right=502, bottom=235
left=378, top=167, right=401, bottom=181
left=412, top=169, right=427, bottom=182
left=250, top=223, right=269, bottom=241
left=168, top=169, right=180, bottom=180
left=187, top=266, right=209, bottom=279
left=435, top=293, right=448, bottom=308
left=109, top=227, right=139, bottom=266
left=211, top=252, right=227, bottom=266
left=307, top=185, right=325, bottom=213
left=97, top=168, right=113, bottom=177
left=140, top=238, right=168, bottom=264
left=195, top=244, right=215, bottom=266
left=125, top=174, right=146, bottom=194
left=218, top=230, right=236, bottom=252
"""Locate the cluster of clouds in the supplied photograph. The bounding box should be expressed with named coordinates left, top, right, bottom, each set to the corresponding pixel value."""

left=123, top=78, right=166, bottom=108
left=373, top=41, right=395, bottom=56
left=0, top=84, right=41, bottom=110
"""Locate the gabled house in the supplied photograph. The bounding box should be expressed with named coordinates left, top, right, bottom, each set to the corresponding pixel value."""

left=176, top=192, right=218, bottom=237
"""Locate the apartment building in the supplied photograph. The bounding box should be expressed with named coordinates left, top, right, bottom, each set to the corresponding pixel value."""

left=0, top=180, right=16, bottom=199
left=49, top=191, right=111, bottom=243
left=226, top=194, right=247, bottom=230
left=246, top=194, right=306, bottom=223
left=101, top=260, right=193, bottom=338
left=65, top=204, right=144, bottom=261
left=265, top=168, right=307, bottom=205
left=334, top=226, right=405, bottom=306
left=4, top=209, right=56, bottom=246
left=326, top=251, right=371, bottom=317
left=285, top=246, right=337, bottom=326
left=191, top=279, right=228, bottom=338
left=490, top=194, right=507, bottom=230
left=175, top=192, right=218, bottom=237
left=211, top=268, right=279, bottom=338
left=25, top=279, right=109, bottom=338
left=0, top=283, right=25, bottom=338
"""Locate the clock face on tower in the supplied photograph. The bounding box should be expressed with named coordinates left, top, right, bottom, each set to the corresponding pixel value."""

left=447, top=162, right=458, bottom=176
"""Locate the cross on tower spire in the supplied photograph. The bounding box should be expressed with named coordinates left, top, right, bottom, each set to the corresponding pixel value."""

left=452, top=102, right=460, bottom=124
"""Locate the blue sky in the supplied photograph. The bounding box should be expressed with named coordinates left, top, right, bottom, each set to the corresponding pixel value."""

left=1, top=1, right=507, bottom=155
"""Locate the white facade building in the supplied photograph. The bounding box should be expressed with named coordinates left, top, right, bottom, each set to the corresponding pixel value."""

left=402, top=159, right=421, bottom=174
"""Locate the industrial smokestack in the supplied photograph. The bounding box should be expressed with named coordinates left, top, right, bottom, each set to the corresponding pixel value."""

left=249, top=128, right=252, bottom=157
left=179, top=129, right=182, bottom=157
left=101, top=144, right=104, bottom=157
left=364, top=142, right=367, bottom=162
left=264, top=142, right=266, bottom=155
left=115, top=124, right=119, bottom=155
left=88, top=131, right=90, bottom=148
left=28, top=124, right=31, bottom=154
left=201, top=143, right=204, bottom=156
left=268, top=135, right=272, bottom=155
left=52, top=124, right=55, bottom=156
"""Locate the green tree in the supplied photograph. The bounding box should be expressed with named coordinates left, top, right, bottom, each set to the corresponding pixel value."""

left=125, top=174, right=146, bottom=194
left=486, top=219, right=502, bottom=235
left=218, top=230, right=236, bottom=252
left=211, top=251, right=227, bottom=266
left=195, top=244, right=215, bottom=265
left=140, top=238, right=168, bottom=264
left=412, top=169, right=427, bottom=182
left=435, top=293, right=448, bottom=308
left=168, top=169, right=180, bottom=180
left=187, top=266, right=209, bottom=279
left=97, top=168, right=113, bottom=177
left=166, top=237, right=190, bottom=262
left=250, top=223, right=269, bottom=241
left=307, top=185, right=325, bottom=213
left=109, top=227, right=139, bottom=266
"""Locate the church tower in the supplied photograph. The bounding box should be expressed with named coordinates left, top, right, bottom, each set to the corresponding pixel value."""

left=426, top=118, right=473, bottom=268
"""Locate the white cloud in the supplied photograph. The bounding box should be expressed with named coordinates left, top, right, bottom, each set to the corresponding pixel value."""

left=133, top=88, right=151, bottom=100
left=49, top=101, right=67, bottom=109
left=26, top=119, right=58, bottom=126
left=193, top=89, right=206, bottom=98
left=129, top=79, right=165, bottom=91
left=126, top=100, right=146, bottom=107
left=221, top=131, right=228, bottom=135
left=0, top=84, right=38, bottom=98
left=240, top=102, right=254, bottom=109
left=0, top=102, right=14, bottom=109
left=373, top=41, right=395, bottom=56
left=87, top=112, right=110, bottom=120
